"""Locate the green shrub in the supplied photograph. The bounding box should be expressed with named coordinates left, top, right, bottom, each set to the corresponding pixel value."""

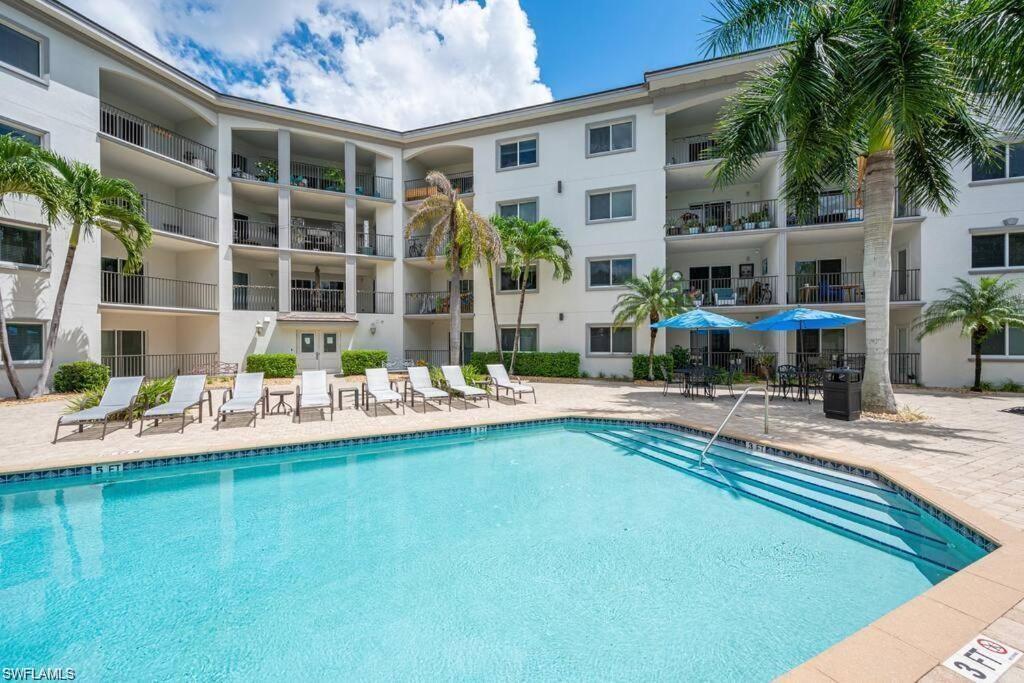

left=429, top=364, right=491, bottom=393
left=340, top=350, right=388, bottom=376
left=245, top=353, right=296, bottom=378
left=632, top=354, right=674, bottom=380
left=999, top=379, right=1024, bottom=392
left=669, top=345, right=691, bottom=368
left=53, top=361, right=109, bottom=393
left=469, top=351, right=579, bottom=378
left=64, top=376, right=175, bottom=418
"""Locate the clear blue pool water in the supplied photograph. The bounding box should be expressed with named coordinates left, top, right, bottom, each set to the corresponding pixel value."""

left=0, top=422, right=986, bottom=681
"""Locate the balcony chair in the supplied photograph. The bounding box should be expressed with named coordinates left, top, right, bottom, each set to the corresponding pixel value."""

left=53, top=376, right=144, bottom=443
left=138, top=374, right=210, bottom=435
left=296, top=370, right=333, bottom=423
left=712, top=288, right=737, bottom=306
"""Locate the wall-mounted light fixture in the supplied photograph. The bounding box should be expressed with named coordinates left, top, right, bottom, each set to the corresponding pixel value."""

left=1004, top=217, right=1019, bottom=226
left=558, top=312, right=564, bottom=321
left=556, top=180, right=563, bottom=194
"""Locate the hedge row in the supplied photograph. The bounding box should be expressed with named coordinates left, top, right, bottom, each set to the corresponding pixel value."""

left=341, top=350, right=388, bottom=376
left=631, top=354, right=674, bottom=380
left=469, top=351, right=580, bottom=378
left=245, top=353, right=297, bottom=378
left=53, top=361, right=110, bottom=393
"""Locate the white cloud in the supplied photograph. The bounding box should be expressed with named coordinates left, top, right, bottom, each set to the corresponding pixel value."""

left=65, top=0, right=553, bottom=130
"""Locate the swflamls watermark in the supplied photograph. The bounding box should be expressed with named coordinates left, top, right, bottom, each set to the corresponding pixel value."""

left=2, top=669, right=76, bottom=681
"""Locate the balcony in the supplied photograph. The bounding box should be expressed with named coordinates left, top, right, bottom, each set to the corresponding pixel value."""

left=291, top=287, right=345, bottom=313
left=683, top=276, right=777, bottom=306
left=101, top=272, right=217, bottom=311
left=404, top=349, right=449, bottom=367
left=405, top=234, right=450, bottom=259
left=100, top=102, right=216, bottom=174
left=667, top=133, right=719, bottom=165
left=290, top=161, right=344, bottom=193
left=788, top=192, right=920, bottom=227
left=356, top=232, right=393, bottom=257
left=232, top=285, right=277, bottom=311
left=405, top=291, right=473, bottom=315
left=355, top=172, right=394, bottom=200
left=144, top=198, right=216, bottom=243
left=291, top=219, right=345, bottom=254
left=404, top=171, right=474, bottom=201
left=102, top=352, right=219, bottom=379
left=788, top=270, right=920, bottom=304
left=356, top=291, right=394, bottom=314
left=233, top=219, right=279, bottom=248
left=786, top=352, right=920, bottom=384
left=666, top=199, right=779, bottom=236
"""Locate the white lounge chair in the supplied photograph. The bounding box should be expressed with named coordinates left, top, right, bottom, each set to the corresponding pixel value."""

left=217, top=372, right=266, bottom=429
left=405, top=366, right=451, bottom=411
left=486, top=364, right=536, bottom=404
left=296, top=370, right=333, bottom=423
left=53, top=375, right=144, bottom=443
left=364, top=368, right=405, bottom=416
left=441, top=365, right=490, bottom=408
left=138, top=374, right=209, bottom=435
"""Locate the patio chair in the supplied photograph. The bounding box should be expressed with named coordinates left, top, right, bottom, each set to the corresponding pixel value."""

left=296, top=370, right=333, bottom=423
left=684, top=366, right=716, bottom=400
left=364, top=368, right=405, bottom=416
left=485, top=364, right=536, bottom=405
left=661, top=361, right=685, bottom=396
left=441, top=365, right=490, bottom=409
left=217, top=372, right=267, bottom=429
left=405, top=366, right=451, bottom=411
left=713, top=288, right=737, bottom=306
left=770, top=365, right=800, bottom=400
left=54, top=375, right=144, bottom=443
left=138, top=374, right=209, bottom=436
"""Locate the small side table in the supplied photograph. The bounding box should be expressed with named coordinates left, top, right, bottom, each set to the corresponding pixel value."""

left=268, top=389, right=294, bottom=415
left=338, top=387, right=360, bottom=410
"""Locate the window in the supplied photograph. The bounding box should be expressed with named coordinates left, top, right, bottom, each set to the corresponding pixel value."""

left=498, top=264, right=537, bottom=292
left=498, top=199, right=538, bottom=223
left=587, top=187, right=634, bottom=223
left=4, top=323, right=42, bottom=362
left=0, top=223, right=42, bottom=266
left=971, top=232, right=1024, bottom=269
left=500, top=326, right=538, bottom=352
left=588, top=256, right=634, bottom=288
left=497, top=137, right=538, bottom=170
left=972, top=142, right=1024, bottom=182
left=0, top=20, right=42, bottom=78
left=977, top=326, right=1024, bottom=357
left=0, top=121, right=42, bottom=146
left=587, top=118, right=634, bottom=156
left=588, top=325, right=633, bottom=355
left=323, top=333, right=337, bottom=354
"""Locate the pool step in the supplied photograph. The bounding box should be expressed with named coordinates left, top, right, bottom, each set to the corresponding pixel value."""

left=586, top=430, right=963, bottom=573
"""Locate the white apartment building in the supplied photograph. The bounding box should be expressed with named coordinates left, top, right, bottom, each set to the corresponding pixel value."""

left=1, top=0, right=1022, bottom=398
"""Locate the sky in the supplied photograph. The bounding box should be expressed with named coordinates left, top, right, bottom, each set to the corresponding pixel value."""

left=65, top=0, right=720, bottom=131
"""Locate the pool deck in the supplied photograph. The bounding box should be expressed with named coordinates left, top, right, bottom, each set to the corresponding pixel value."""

left=3, top=378, right=1024, bottom=681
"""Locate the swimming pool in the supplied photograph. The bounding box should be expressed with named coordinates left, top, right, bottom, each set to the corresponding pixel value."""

left=0, top=420, right=988, bottom=681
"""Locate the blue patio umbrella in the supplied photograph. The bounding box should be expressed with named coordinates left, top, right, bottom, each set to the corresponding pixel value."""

left=652, top=309, right=747, bottom=366
left=746, top=308, right=864, bottom=364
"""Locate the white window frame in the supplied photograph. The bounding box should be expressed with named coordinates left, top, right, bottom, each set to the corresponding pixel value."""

left=585, top=116, right=636, bottom=158
left=497, top=262, right=538, bottom=294
left=496, top=198, right=539, bottom=222
left=0, top=14, right=49, bottom=85
left=0, top=217, right=46, bottom=271
left=970, top=140, right=1024, bottom=184
left=499, top=325, right=539, bottom=353
left=586, top=323, right=634, bottom=357
left=496, top=134, right=539, bottom=171
left=969, top=228, right=1024, bottom=272
left=586, top=185, right=636, bottom=224
left=977, top=325, right=1024, bottom=359
left=0, top=115, right=47, bottom=148
left=1, top=319, right=45, bottom=366
left=586, top=255, right=635, bottom=290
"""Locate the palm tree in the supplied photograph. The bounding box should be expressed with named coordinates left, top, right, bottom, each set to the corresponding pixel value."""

left=612, top=268, right=688, bottom=381
left=0, top=135, right=62, bottom=398
left=915, top=277, right=1024, bottom=391
left=405, top=171, right=498, bottom=365
left=502, top=218, right=572, bottom=374
left=703, top=0, right=1024, bottom=412
left=32, top=157, right=151, bottom=396
left=483, top=214, right=520, bottom=363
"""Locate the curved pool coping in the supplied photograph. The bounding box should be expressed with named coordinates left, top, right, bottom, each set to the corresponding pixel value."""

left=2, top=413, right=1022, bottom=681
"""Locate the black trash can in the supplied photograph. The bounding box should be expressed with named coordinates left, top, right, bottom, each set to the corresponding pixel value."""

left=823, top=368, right=862, bottom=421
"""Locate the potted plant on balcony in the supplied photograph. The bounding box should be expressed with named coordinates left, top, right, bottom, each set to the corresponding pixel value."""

left=682, top=212, right=701, bottom=235
left=750, top=209, right=771, bottom=230
left=723, top=220, right=735, bottom=232
left=706, top=223, right=721, bottom=233
left=324, top=167, right=345, bottom=192
left=254, top=159, right=278, bottom=183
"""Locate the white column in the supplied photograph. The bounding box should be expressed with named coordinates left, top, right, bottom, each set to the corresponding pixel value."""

left=345, top=255, right=357, bottom=314
left=277, top=130, right=291, bottom=311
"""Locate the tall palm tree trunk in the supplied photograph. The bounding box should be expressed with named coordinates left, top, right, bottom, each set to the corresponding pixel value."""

left=510, top=282, right=528, bottom=374
left=34, top=229, right=79, bottom=396
left=647, top=325, right=659, bottom=381
left=860, top=150, right=898, bottom=413
left=487, top=262, right=503, bottom=363
left=0, top=288, right=26, bottom=398
left=449, top=262, right=462, bottom=367
left=971, top=334, right=984, bottom=391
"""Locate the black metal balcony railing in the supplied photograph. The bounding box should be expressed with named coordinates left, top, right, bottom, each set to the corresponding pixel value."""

left=355, top=172, right=394, bottom=200
left=291, top=223, right=345, bottom=253
left=233, top=219, right=279, bottom=247
left=890, top=268, right=920, bottom=301
left=787, top=191, right=920, bottom=227
left=357, top=291, right=394, bottom=314
left=290, top=161, right=345, bottom=192
left=404, top=349, right=449, bottom=367
left=355, top=232, right=393, bottom=257
left=786, top=352, right=920, bottom=384
left=787, top=270, right=920, bottom=304
left=666, top=200, right=779, bottom=236
left=232, top=285, right=277, bottom=311
left=405, top=234, right=450, bottom=259
left=405, top=291, right=473, bottom=315
left=101, top=272, right=216, bottom=310
left=291, top=288, right=345, bottom=313
left=100, top=102, right=216, bottom=173
left=682, top=276, right=777, bottom=306
left=687, top=350, right=779, bottom=375
left=143, top=198, right=217, bottom=243
left=102, top=352, right=219, bottom=379
left=404, top=171, right=474, bottom=201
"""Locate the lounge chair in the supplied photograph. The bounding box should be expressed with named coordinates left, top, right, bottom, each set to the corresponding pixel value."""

left=405, top=366, right=451, bottom=411
left=296, top=370, right=333, bottom=423
left=441, top=365, right=490, bottom=408
left=138, top=374, right=209, bottom=435
left=217, top=372, right=266, bottom=428
left=53, top=375, right=144, bottom=443
left=486, top=364, right=536, bottom=404
left=364, top=368, right=405, bottom=416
